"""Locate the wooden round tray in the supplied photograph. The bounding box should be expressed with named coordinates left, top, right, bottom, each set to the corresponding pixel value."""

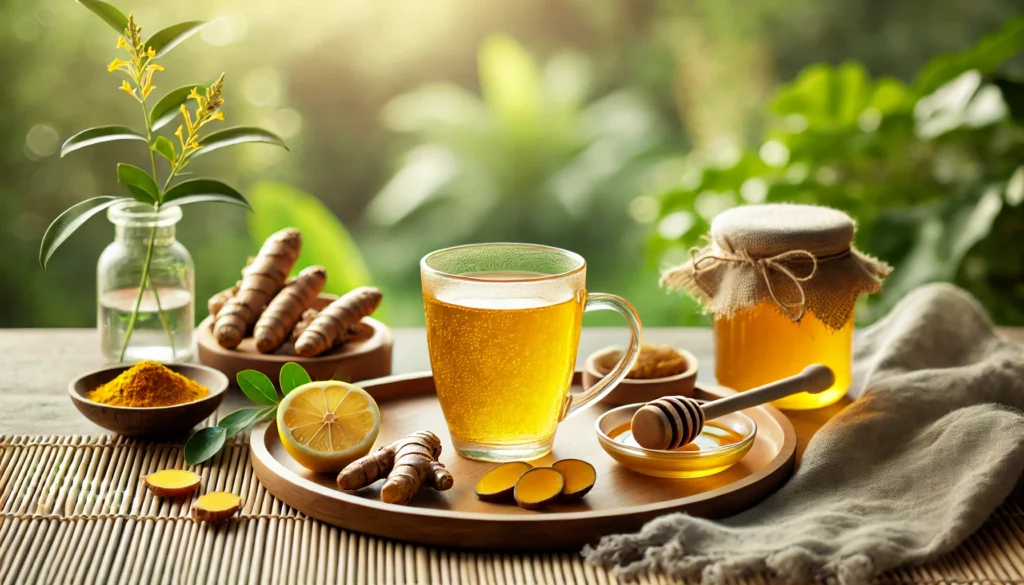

left=250, top=372, right=796, bottom=551
left=197, top=295, right=393, bottom=383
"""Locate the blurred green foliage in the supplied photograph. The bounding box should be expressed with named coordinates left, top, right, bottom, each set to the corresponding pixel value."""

left=650, top=17, right=1024, bottom=324
left=3, top=0, right=1023, bottom=329
left=363, top=35, right=679, bottom=325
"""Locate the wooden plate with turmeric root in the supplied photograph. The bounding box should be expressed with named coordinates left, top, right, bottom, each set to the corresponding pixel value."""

left=197, top=227, right=393, bottom=384
left=197, top=294, right=393, bottom=383
left=249, top=372, right=796, bottom=551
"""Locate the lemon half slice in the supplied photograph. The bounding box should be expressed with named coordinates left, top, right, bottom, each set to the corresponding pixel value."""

left=276, top=381, right=380, bottom=472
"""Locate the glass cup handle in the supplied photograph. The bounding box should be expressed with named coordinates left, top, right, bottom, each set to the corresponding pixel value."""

left=559, top=293, right=642, bottom=422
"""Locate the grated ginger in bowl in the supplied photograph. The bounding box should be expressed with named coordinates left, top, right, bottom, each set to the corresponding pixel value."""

left=596, top=344, right=691, bottom=379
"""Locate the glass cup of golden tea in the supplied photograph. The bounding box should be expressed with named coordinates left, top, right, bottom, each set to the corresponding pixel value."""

left=421, top=243, right=642, bottom=462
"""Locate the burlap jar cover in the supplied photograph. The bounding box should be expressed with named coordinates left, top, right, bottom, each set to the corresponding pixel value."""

left=662, top=204, right=892, bottom=329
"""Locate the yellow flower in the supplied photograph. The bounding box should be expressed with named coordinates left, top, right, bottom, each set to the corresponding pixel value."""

left=119, top=80, right=136, bottom=97
left=174, top=125, right=185, bottom=147
left=116, top=36, right=127, bottom=49
left=211, top=111, right=225, bottom=122
left=187, top=87, right=207, bottom=108
left=107, top=58, right=132, bottom=73
left=179, top=105, right=194, bottom=132
left=139, top=63, right=164, bottom=98
left=146, top=47, right=156, bottom=59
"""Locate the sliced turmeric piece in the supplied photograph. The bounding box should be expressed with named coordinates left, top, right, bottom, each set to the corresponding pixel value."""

left=474, top=461, right=532, bottom=503
left=143, top=469, right=201, bottom=498
left=294, top=287, right=382, bottom=357
left=192, top=491, right=242, bottom=524
left=254, top=265, right=327, bottom=353
left=551, top=459, right=596, bottom=500
left=513, top=467, right=565, bottom=511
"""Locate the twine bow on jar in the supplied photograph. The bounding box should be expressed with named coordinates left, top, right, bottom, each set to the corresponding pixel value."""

left=690, top=247, right=822, bottom=321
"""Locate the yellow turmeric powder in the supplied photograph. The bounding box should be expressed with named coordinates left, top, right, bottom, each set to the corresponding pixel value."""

left=87, top=361, right=208, bottom=407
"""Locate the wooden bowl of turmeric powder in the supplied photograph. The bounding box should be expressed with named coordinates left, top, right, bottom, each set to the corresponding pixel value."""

left=69, top=361, right=229, bottom=437
left=583, top=344, right=698, bottom=407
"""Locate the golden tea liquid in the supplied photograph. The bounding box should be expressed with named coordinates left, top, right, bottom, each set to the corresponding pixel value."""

left=714, top=303, right=852, bottom=409
left=424, top=271, right=583, bottom=458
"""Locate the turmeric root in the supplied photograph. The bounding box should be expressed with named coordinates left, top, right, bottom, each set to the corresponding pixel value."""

left=291, top=308, right=320, bottom=341
left=291, top=311, right=373, bottom=348
left=295, top=286, right=382, bottom=357
left=143, top=469, right=201, bottom=498
left=337, top=430, right=452, bottom=505
left=208, top=257, right=253, bottom=317
left=254, top=265, right=327, bottom=353
left=214, top=228, right=301, bottom=349
left=207, top=282, right=239, bottom=318
left=191, top=491, right=242, bottom=524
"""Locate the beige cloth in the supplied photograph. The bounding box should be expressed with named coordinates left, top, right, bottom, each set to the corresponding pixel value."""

left=584, top=284, right=1024, bottom=584
left=662, top=204, right=891, bottom=328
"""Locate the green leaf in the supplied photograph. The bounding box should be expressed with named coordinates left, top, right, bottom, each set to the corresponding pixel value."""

left=61, top=126, right=146, bottom=157
left=184, top=426, right=227, bottom=465
left=146, top=20, right=216, bottom=58
left=915, top=17, right=1024, bottom=95
left=193, top=127, right=289, bottom=158
left=149, top=85, right=200, bottom=131
left=279, top=362, right=311, bottom=396
left=124, top=185, right=156, bottom=204
left=116, top=163, right=159, bottom=203
left=162, top=179, right=251, bottom=209
left=994, top=77, right=1024, bottom=124
left=76, top=0, right=128, bottom=34
left=162, top=194, right=252, bottom=209
left=150, top=85, right=205, bottom=131
left=236, top=369, right=278, bottom=406
left=218, top=407, right=271, bottom=438
left=39, top=196, right=129, bottom=269
left=152, top=136, right=176, bottom=162
left=248, top=182, right=374, bottom=303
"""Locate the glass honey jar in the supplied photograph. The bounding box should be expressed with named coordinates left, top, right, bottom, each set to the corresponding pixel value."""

left=663, top=204, right=891, bottom=410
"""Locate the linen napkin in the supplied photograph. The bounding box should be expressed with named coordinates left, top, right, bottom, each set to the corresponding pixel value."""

left=584, top=283, right=1024, bottom=585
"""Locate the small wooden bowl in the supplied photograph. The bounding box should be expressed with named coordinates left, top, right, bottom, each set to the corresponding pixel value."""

left=68, top=363, right=228, bottom=437
left=583, top=345, right=698, bottom=406
left=197, top=293, right=393, bottom=384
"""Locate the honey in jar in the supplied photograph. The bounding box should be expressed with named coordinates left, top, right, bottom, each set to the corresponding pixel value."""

left=663, top=204, right=891, bottom=410
left=714, top=304, right=852, bottom=410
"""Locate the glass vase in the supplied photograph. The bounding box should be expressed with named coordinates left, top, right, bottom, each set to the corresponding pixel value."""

left=97, top=201, right=195, bottom=363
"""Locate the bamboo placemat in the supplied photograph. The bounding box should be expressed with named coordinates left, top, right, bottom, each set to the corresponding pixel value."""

left=2, top=434, right=1023, bottom=585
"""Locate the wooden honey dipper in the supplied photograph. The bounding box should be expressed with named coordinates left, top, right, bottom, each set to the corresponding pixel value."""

left=630, top=364, right=835, bottom=450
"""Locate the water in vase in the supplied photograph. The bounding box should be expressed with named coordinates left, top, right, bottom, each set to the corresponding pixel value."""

left=99, top=286, right=194, bottom=362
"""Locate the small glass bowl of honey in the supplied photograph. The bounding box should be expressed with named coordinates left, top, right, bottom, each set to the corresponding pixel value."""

left=594, top=402, right=756, bottom=478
